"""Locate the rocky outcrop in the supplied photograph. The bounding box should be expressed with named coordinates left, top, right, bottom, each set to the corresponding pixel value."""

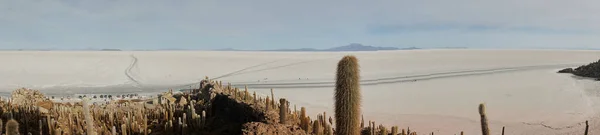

left=559, top=59, right=600, bottom=79
left=558, top=68, right=574, bottom=73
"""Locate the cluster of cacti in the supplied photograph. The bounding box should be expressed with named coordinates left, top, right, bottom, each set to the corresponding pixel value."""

left=0, top=55, right=593, bottom=135
left=0, top=80, right=221, bottom=135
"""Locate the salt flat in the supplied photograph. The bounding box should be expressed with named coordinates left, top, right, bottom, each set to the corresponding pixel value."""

left=1, top=49, right=600, bottom=134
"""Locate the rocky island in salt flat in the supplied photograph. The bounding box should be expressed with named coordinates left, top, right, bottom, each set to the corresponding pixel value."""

left=558, top=59, right=600, bottom=80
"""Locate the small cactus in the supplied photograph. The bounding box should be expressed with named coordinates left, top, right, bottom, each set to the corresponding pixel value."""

left=334, top=55, right=361, bottom=135
left=6, top=119, right=19, bottom=135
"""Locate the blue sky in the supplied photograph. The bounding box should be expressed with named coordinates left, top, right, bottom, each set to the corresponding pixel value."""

left=1, top=0, right=599, bottom=50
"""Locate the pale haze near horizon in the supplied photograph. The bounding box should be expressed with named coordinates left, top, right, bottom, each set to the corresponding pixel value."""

left=1, top=0, right=599, bottom=50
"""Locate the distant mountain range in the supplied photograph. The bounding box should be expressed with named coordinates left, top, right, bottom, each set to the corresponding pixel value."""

left=219, top=43, right=421, bottom=52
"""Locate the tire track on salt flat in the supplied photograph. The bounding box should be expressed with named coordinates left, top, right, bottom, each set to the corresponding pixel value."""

left=231, top=63, right=581, bottom=89
left=125, top=55, right=141, bottom=85
left=212, top=59, right=287, bottom=80
left=213, top=56, right=339, bottom=80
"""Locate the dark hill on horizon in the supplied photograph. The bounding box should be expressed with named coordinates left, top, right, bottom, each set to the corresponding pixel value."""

left=258, top=43, right=419, bottom=52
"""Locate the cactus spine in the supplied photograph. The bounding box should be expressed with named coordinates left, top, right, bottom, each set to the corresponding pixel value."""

left=479, top=103, right=489, bottom=135
left=334, top=55, right=361, bottom=135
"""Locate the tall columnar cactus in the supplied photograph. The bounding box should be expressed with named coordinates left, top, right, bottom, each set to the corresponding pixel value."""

left=279, top=98, right=288, bottom=124
left=6, top=119, right=19, bottom=135
left=322, top=112, right=327, bottom=127
left=112, top=126, right=116, bottom=135
left=391, top=126, right=398, bottom=135
left=83, top=98, right=96, bottom=135
left=265, top=96, right=271, bottom=112
left=479, top=103, right=489, bottom=135
left=48, top=118, right=54, bottom=135
left=121, top=124, right=127, bottom=135
left=361, top=115, right=364, bottom=129
left=326, top=124, right=334, bottom=135
left=371, top=122, right=376, bottom=135
left=585, top=121, right=589, bottom=135
left=54, top=128, right=61, bottom=135
left=0, top=118, right=3, bottom=133
left=271, top=89, right=276, bottom=109
left=233, top=88, right=238, bottom=100
left=39, top=120, right=42, bottom=135
left=300, top=107, right=309, bottom=132
left=244, top=86, right=249, bottom=101
left=313, top=120, right=323, bottom=135
left=253, top=91, right=257, bottom=103
left=334, top=55, right=361, bottom=135
left=378, top=125, right=387, bottom=135
left=202, top=110, right=207, bottom=128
